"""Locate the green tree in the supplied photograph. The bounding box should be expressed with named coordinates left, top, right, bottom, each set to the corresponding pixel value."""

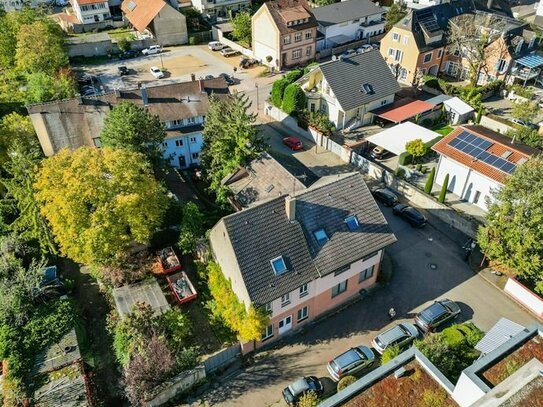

left=381, top=344, right=402, bottom=364
left=478, top=156, right=543, bottom=293
left=231, top=11, right=252, bottom=46
left=24, top=71, right=76, bottom=104
left=385, top=2, right=407, bottom=31
left=337, top=375, right=357, bottom=391
left=15, top=20, right=68, bottom=75
left=100, top=101, right=167, bottom=164
left=424, top=167, right=436, bottom=194
left=206, top=261, right=268, bottom=341
left=438, top=174, right=449, bottom=203
left=201, top=93, right=265, bottom=204
left=1, top=114, right=57, bottom=255
left=405, top=138, right=427, bottom=163
left=117, top=37, right=131, bottom=52
left=284, top=69, right=303, bottom=83
left=177, top=202, right=205, bottom=254
left=506, top=127, right=541, bottom=149
left=34, top=148, right=169, bottom=266
left=271, top=78, right=289, bottom=108
left=282, top=83, right=306, bottom=114
left=511, top=101, right=540, bottom=124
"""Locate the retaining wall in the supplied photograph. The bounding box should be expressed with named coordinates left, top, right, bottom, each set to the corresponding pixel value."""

left=144, top=365, right=206, bottom=407
left=479, top=115, right=514, bottom=134
left=504, top=277, right=543, bottom=319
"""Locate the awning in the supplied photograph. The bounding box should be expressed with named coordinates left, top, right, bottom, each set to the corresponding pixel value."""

left=365, top=122, right=441, bottom=156
left=372, top=98, right=435, bottom=124
left=515, top=54, right=543, bottom=69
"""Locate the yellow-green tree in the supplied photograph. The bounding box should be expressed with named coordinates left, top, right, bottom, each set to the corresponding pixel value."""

left=405, top=138, right=427, bottom=163
left=34, top=148, right=169, bottom=265
left=207, top=261, right=268, bottom=341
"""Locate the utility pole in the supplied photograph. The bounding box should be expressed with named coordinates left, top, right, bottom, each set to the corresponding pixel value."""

left=255, top=83, right=259, bottom=112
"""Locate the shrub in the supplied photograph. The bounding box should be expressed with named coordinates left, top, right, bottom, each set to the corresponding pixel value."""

left=438, top=174, right=449, bottom=203
left=381, top=344, right=401, bottom=364
left=405, top=138, right=427, bottom=163
left=282, top=83, right=306, bottom=114
left=509, top=84, right=533, bottom=99
left=117, top=37, right=131, bottom=52
left=416, top=163, right=422, bottom=171
left=284, top=69, right=303, bottom=83
left=422, top=166, right=428, bottom=174
left=337, top=375, right=357, bottom=391
left=189, top=35, right=200, bottom=45
left=297, top=390, right=319, bottom=407
left=424, top=167, right=435, bottom=194
left=398, top=151, right=412, bottom=165
left=421, top=118, right=433, bottom=128
left=299, top=110, right=335, bottom=136
left=271, top=79, right=289, bottom=108
left=303, top=62, right=319, bottom=75
left=265, top=55, right=273, bottom=64
left=396, top=167, right=406, bottom=178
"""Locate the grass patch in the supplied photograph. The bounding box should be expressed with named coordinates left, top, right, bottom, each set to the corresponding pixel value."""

left=432, top=125, right=454, bottom=136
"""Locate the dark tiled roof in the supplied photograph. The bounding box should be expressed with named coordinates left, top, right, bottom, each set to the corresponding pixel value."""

left=318, top=50, right=400, bottom=112
left=220, top=173, right=396, bottom=305
left=264, top=0, right=317, bottom=35
left=165, top=124, right=203, bottom=139
left=312, top=0, right=384, bottom=27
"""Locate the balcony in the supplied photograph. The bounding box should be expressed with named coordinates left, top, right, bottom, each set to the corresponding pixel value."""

left=360, top=17, right=385, bottom=28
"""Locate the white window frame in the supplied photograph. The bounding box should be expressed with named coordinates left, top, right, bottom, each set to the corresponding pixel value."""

left=388, top=48, right=395, bottom=57
left=299, top=283, right=309, bottom=298
left=292, top=49, right=302, bottom=59
left=305, top=31, right=312, bottom=40
left=423, top=52, right=432, bottom=64
left=392, top=32, right=400, bottom=42
left=331, top=280, right=348, bottom=298
left=264, top=302, right=273, bottom=314
left=175, top=139, right=183, bottom=147
left=283, top=35, right=291, bottom=45
left=271, top=256, right=288, bottom=275
left=190, top=136, right=197, bottom=143
left=306, top=46, right=312, bottom=56
left=294, top=32, right=302, bottom=42
left=403, top=35, right=409, bottom=45
left=437, top=49, right=443, bottom=59
left=262, top=324, right=273, bottom=340
left=191, top=152, right=199, bottom=159
left=359, top=265, right=375, bottom=283
left=297, top=306, right=309, bottom=322
left=281, top=292, right=291, bottom=306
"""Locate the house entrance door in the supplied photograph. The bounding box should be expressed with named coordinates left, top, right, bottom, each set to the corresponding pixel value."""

left=278, top=315, right=292, bottom=335
left=178, top=155, right=186, bottom=168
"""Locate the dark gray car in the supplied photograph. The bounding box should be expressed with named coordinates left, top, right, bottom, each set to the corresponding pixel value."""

left=282, top=376, right=323, bottom=405
left=415, top=299, right=461, bottom=332
left=371, top=323, right=420, bottom=354
left=327, top=346, right=375, bottom=381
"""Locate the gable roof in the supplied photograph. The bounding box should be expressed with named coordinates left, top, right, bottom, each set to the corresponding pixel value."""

left=318, top=49, right=400, bottom=112
left=263, top=0, right=317, bottom=35
left=372, top=97, right=435, bottom=123
left=121, top=0, right=167, bottom=33
left=432, top=125, right=538, bottom=184
left=312, top=0, right=384, bottom=27
left=219, top=173, right=396, bottom=305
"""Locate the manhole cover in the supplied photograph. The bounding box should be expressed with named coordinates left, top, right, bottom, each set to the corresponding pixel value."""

left=428, top=263, right=438, bottom=270
left=424, top=251, right=432, bottom=258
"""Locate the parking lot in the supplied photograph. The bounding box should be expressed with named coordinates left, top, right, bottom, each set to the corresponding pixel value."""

left=75, top=45, right=267, bottom=92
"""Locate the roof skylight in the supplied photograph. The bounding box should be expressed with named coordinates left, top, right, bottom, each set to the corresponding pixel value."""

left=345, top=215, right=360, bottom=231
left=313, top=229, right=329, bottom=245
left=271, top=256, right=288, bottom=275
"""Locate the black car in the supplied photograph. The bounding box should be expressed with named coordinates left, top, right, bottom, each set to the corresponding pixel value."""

left=219, top=73, right=235, bottom=85
left=393, top=203, right=427, bottom=227
left=282, top=376, right=323, bottom=405
left=415, top=299, right=461, bottom=332
left=371, top=187, right=399, bottom=207
left=119, top=50, right=139, bottom=60
left=118, top=66, right=129, bottom=76
left=77, top=74, right=98, bottom=85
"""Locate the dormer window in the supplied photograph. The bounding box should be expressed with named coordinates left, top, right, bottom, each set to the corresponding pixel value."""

left=360, top=83, right=373, bottom=94
left=313, top=228, right=328, bottom=245
left=345, top=215, right=359, bottom=231
left=271, top=256, right=287, bottom=275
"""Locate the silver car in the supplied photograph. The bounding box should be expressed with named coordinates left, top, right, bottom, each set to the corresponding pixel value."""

left=415, top=299, right=461, bottom=332
left=371, top=323, right=420, bottom=354
left=327, top=345, right=375, bottom=381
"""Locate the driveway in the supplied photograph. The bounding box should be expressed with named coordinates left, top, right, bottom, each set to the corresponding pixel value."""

left=185, top=206, right=535, bottom=407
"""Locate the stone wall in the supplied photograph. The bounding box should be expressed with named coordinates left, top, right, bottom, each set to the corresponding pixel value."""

left=479, top=115, right=514, bottom=134
left=144, top=366, right=206, bottom=407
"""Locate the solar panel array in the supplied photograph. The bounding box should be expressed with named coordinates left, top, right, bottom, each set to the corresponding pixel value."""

left=417, top=9, right=441, bottom=33
left=447, top=130, right=517, bottom=174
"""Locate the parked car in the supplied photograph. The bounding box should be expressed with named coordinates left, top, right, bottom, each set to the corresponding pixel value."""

left=358, top=44, right=373, bottom=53
left=283, top=136, right=303, bottom=151
left=371, top=187, right=399, bottom=207
left=371, top=323, right=420, bottom=354
left=370, top=146, right=391, bottom=161
left=240, top=57, right=258, bottom=68
left=415, top=299, right=461, bottom=332
left=511, top=118, right=539, bottom=130
left=219, top=73, right=235, bottom=85
left=118, top=66, right=129, bottom=76
left=204, top=74, right=214, bottom=80
left=282, top=376, right=324, bottom=405
left=208, top=41, right=224, bottom=51
left=142, top=45, right=163, bottom=55
left=220, top=47, right=240, bottom=57
left=150, top=66, right=164, bottom=79
left=392, top=203, right=427, bottom=228
left=119, top=50, right=139, bottom=60
left=77, top=74, right=98, bottom=85
left=327, top=346, right=375, bottom=381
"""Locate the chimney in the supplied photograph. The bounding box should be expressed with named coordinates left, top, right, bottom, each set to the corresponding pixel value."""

left=285, top=196, right=296, bottom=221
left=191, top=73, right=196, bottom=81
left=140, top=85, right=148, bottom=107
left=487, top=0, right=493, bottom=9
left=199, top=79, right=205, bottom=93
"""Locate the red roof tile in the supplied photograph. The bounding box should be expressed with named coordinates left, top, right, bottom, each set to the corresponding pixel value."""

left=373, top=98, right=435, bottom=123
left=432, top=125, right=537, bottom=184
left=121, top=0, right=166, bottom=33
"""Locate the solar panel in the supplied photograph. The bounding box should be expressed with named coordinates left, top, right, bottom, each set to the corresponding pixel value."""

left=447, top=130, right=517, bottom=174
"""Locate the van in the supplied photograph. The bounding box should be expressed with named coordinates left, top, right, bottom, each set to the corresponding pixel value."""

left=208, top=41, right=224, bottom=51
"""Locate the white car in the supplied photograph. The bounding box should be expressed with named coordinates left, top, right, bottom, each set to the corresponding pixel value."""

left=150, top=66, right=164, bottom=79
left=208, top=41, right=224, bottom=51
left=142, top=45, right=163, bottom=55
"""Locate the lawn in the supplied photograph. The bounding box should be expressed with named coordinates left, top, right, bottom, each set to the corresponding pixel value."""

left=432, top=125, right=454, bottom=136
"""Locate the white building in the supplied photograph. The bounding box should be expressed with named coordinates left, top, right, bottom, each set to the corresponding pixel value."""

left=431, top=125, right=536, bottom=211
left=191, top=0, right=250, bottom=21
left=296, top=49, right=400, bottom=130
left=71, top=0, right=112, bottom=25
left=312, top=0, right=386, bottom=51
left=161, top=116, right=205, bottom=168
left=396, top=0, right=449, bottom=10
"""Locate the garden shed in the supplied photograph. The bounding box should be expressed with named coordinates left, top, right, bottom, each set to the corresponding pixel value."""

left=443, top=97, right=474, bottom=125
left=112, top=278, right=171, bottom=319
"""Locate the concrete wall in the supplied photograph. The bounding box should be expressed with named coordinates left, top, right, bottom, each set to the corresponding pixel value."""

left=67, top=35, right=152, bottom=57
left=252, top=6, right=279, bottom=68
left=144, top=366, right=206, bottom=407
left=216, top=30, right=254, bottom=58
left=202, top=344, right=241, bottom=374
left=479, top=115, right=514, bottom=134
left=504, top=277, right=543, bottom=319
left=153, top=4, right=188, bottom=46
left=265, top=102, right=313, bottom=140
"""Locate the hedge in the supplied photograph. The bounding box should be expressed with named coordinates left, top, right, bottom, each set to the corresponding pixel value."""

left=282, top=83, right=306, bottom=114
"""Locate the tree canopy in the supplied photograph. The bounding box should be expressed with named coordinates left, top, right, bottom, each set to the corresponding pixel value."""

left=478, top=156, right=543, bottom=294
left=511, top=101, right=539, bottom=124
left=506, top=127, right=541, bottom=149
left=385, top=3, right=407, bottom=31
left=177, top=202, right=205, bottom=254
left=231, top=12, right=252, bottom=46
left=201, top=93, right=265, bottom=204
left=405, top=138, right=427, bottom=162
left=34, top=148, right=169, bottom=265
left=24, top=71, right=76, bottom=104
left=100, top=101, right=167, bottom=164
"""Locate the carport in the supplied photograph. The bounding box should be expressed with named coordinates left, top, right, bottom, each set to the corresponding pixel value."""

left=365, top=122, right=441, bottom=156
left=372, top=97, right=435, bottom=126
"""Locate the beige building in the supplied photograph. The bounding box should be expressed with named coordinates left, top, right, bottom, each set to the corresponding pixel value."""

left=252, top=0, right=317, bottom=70
left=209, top=173, right=397, bottom=349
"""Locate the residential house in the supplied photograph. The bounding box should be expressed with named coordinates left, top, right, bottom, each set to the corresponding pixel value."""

left=252, top=0, right=317, bottom=70
left=320, top=319, right=543, bottom=407
left=121, top=0, right=188, bottom=46
left=379, top=1, right=476, bottom=85
left=400, top=0, right=449, bottom=10
left=209, top=173, right=397, bottom=348
left=311, top=0, right=386, bottom=51
left=191, top=0, right=250, bottom=22
left=296, top=49, right=400, bottom=130
left=26, top=78, right=229, bottom=169
left=441, top=11, right=539, bottom=85
left=0, top=0, right=50, bottom=12
left=431, top=125, right=537, bottom=211
left=71, top=0, right=112, bottom=25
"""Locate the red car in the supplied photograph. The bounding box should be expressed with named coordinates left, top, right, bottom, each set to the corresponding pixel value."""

left=283, top=137, right=303, bottom=151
